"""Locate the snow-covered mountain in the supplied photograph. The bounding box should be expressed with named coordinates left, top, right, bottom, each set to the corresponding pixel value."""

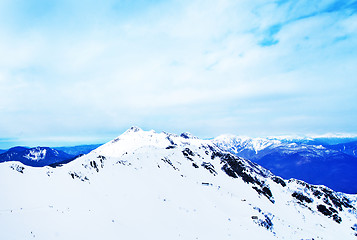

left=213, top=135, right=357, bottom=194
left=1, top=127, right=357, bottom=239
left=0, top=146, right=76, bottom=167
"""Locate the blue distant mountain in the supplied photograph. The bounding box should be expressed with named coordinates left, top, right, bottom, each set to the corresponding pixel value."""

left=0, top=146, right=76, bottom=167
left=54, top=144, right=102, bottom=156
left=328, top=140, right=357, bottom=158
left=2, top=134, right=357, bottom=194
left=0, top=144, right=102, bottom=167
left=251, top=146, right=357, bottom=194
left=3, top=128, right=357, bottom=238
left=213, top=136, right=357, bottom=194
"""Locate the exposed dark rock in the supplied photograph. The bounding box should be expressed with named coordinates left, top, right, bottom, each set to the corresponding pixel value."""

left=218, top=153, right=256, bottom=184
left=129, top=126, right=141, bottom=132
left=321, top=188, right=354, bottom=211
left=272, top=176, right=286, bottom=187
left=262, top=187, right=273, bottom=198
left=97, top=155, right=106, bottom=168
left=222, top=164, right=237, bottom=178
left=215, top=150, right=274, bottom=203
left=180, top=132, right=198, bottom=139
left=317, top=203, right=343, bottom=223
left=332, top=214, right=342, bottom=223
left=90, top=160, right=99, bottom=172
left=253, top=186, right=274, bottom=203
left=323, top=197, right=332, bottom=206
left=166, top=136, right=176, bottom=146
left=252, top=213, right=274, bottom=231
left=329, top=207, right=338, bottom=214
left=313, top=190, right=323, bottom=198
left=182, top=148, right=195, bottom=161
left=317, top=204, right=332, bottom=216
left=10, top=164, right=24, bottom=173
left=352, top=223, right=357, bottom=231
left=201, top=162, right=217, bottom=175
left=192, top=162, right=199, bottom=168
left=292, top=192, right=313, bottom=204
left=161, top=157, right=179, bottom=171
left=69, top=171, right=89, bottom=182
left=182, top=148, right=195, bottom=157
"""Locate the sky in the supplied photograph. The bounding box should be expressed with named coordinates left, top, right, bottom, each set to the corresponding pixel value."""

left=0, top=0, right=357, bottom=148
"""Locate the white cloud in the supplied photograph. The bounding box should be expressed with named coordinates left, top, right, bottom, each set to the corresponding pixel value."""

left=0, top=0, right=356, bottom=146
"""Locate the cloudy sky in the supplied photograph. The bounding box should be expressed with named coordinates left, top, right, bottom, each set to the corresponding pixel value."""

left=0, top=0, right=356, bottom=148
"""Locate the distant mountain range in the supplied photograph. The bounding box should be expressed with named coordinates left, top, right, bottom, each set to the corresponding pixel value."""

left=54, top=144, right=102, bottom=156
left=0, top=144, right=101, bottom=167
left=213, top=135, right=357, bottom=193
left=0, top=146, right=75, bottom=167
left=329, top=140, right=357, bottom=158
left=2, top=134, right=357, bottom=194
left=1, top=127, right=357, bottom=239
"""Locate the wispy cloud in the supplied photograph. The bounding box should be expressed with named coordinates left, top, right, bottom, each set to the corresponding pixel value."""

left=0, top=0, right=356, bottom=147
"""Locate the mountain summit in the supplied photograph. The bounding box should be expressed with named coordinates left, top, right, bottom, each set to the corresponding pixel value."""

left=1, top=128, right=357, bottom=239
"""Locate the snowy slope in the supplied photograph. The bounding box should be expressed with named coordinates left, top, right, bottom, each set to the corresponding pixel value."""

left=213, top=135, right=357, bottom=193
left=1, top=127, right=357, bottom=239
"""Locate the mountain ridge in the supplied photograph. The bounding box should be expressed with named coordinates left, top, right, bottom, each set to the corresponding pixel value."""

left=1, top=127, right=357, bottom=239
left=213, top=135, right=357, bottom=193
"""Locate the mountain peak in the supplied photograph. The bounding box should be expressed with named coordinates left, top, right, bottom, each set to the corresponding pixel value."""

left=126, top=126, right=142, bottom=133
left=2, top=129, right=357, bottom=239
left=114, top=126, right=144, bottom=139
left=180, top=132, right=198, bottom=139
